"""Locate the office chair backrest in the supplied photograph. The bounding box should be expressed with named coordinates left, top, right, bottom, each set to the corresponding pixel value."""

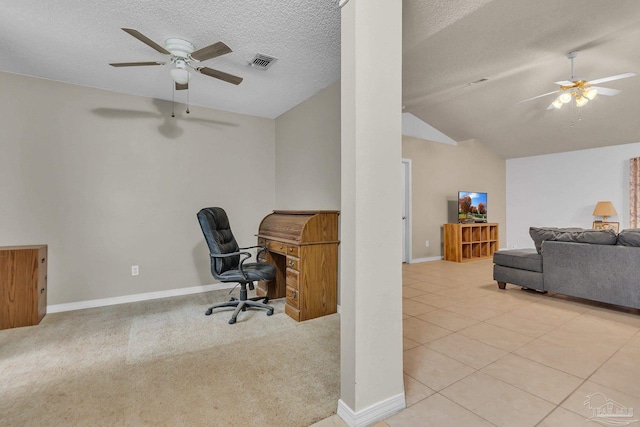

left=197, top=207, right=240, bottom=276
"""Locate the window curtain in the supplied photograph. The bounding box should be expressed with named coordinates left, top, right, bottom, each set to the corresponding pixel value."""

left=631, top=157, right=640, bottom=228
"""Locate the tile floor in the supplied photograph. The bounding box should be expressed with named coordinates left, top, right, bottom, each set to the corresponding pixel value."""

left=313, top=258, right=640, bottom=427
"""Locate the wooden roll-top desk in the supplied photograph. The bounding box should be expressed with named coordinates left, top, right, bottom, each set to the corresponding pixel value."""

left=257, top=210, right=339, bottom=322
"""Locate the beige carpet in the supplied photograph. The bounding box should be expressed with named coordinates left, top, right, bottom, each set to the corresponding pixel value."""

left=0, top=289, right=340, bottom=426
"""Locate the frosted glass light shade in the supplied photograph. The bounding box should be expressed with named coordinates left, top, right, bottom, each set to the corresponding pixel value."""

left=575, top=96, right=589, bottom=107
left=585, top=88, right=598, bottom=100
left=559, top=92, right=572, bottom=103
left=170, top=68, right=191, bottom=84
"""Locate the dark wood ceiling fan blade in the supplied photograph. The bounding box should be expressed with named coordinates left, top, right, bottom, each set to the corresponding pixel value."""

left=197, top=66, right=243, bottom=85
left=176, top=83, right=188, bottom=90
left=190, top=41, right=232, bottom=62
left=109, top=61, right=166, bottom=67
left=121, top=28, right=170, bottom=55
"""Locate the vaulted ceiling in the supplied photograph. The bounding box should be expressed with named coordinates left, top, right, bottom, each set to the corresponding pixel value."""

left=403, top=0, right=640, bottom=158
left=2, top=1, right=640, bottom=159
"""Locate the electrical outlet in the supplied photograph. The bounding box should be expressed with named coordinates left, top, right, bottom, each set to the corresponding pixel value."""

left=131, top=265, right=139, bottom=276
left=425, top=240, right=430, bottom=248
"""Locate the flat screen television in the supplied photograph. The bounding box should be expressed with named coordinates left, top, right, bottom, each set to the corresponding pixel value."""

left=458, top=191, right=488, bottom=223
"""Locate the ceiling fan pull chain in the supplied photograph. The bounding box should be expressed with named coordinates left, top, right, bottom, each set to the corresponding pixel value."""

left=171, top=82, right=176, bottom=118
left=186, top=86, right=190, bottom=114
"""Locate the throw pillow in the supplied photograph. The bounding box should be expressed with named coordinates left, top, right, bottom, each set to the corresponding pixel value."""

left=617, top=228, right=640, bottom=247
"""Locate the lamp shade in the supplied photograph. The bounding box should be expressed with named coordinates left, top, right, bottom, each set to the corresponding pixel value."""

left=169, top=68, right=191, bottom=85
left=593, top=201, right=617, bottom=218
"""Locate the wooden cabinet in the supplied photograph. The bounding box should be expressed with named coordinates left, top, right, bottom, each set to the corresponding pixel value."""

left=0, top=245, right=47, bottom=329
left=443, top=223, right=498, bottom=262
left=257, top=210, right=339, bottom=322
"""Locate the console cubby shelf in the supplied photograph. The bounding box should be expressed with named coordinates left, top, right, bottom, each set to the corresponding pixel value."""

left=443, top=223, right=499, bottom=262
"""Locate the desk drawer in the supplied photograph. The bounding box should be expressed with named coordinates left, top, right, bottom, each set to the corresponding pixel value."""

left=286, top=257, right=299, bottom=271
left=286, top=245, right=299, bottom=257
left=267, top=240, right=287, bottom=255
left=286, top=285, right=299, bottom=309
left=286, top=268, right=299, bottom=289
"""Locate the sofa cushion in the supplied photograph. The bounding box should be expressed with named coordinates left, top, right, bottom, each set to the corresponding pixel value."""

left=529, top=227, right=582, bottom=254
left=493, top=248, right=542, bottom=273
left=529, top=227, right=618, bottom=253
left=617, top=228, right=640, bottom=247
left=552, top=229, right=618, bottom=246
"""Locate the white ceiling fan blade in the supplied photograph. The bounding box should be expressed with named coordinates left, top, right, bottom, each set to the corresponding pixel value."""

left=518, top=89, right=561, bottom=104
left=591, top=86, right=621, bottom=96
left=588, top=72, right=636, bottom=86
left=546, top=103, right=557, bottom=110
left=553, top=80, right=574, bottom=86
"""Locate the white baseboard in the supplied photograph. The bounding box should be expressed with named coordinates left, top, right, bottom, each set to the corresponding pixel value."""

left=47, top=282, right=235, bottom=313
left=410, top=256, right=442, bottom=264
left=337, top=393, right=406, bottom=427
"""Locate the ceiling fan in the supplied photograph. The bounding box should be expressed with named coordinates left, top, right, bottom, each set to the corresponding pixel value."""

left=519, top=51, right=635, bottom=110
left=109, top=28, right=243, bottom=91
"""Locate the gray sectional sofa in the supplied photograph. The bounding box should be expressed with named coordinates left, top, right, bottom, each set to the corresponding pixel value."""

left=493, top=227, right=640, bottom=310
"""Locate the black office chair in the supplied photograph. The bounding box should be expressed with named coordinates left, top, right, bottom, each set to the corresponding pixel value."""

left=197, top=207, right=275, bottom=324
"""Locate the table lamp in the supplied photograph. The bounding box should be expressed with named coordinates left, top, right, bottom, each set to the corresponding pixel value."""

left=593, top=201, right=617, bottom=223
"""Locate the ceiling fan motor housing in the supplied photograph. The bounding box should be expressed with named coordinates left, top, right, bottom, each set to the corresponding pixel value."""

left=164, top=38, right=195, bottom=60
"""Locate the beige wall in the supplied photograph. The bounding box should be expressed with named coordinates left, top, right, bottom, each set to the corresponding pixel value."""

left=402, top=137, right=506, bottom=259
left=274, top=81, right=341, bottom=210
left=0, top=72, right=276, bottom=305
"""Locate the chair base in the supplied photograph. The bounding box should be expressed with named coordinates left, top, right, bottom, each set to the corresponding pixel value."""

left=205, top=285, right=274, bottom=324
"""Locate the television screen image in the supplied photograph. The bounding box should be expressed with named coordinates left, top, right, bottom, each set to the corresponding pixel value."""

left=458, top=191, right=488, bottom=223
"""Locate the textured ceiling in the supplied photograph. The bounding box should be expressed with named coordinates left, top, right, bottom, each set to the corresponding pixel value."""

left=0, top=0, right=341, bottom=119
left=3, top=1, right=640, bottom=158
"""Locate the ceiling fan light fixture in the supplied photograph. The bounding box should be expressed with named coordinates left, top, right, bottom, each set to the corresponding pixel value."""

left=552, top=99, right=563, bottom=109
left=576, top=96, right=589, bottom=107
left=559, top=92, right=572, bottom=104
left=170, top=67, right=191, bottom=85
left=585, top=88, right=598, bottom=100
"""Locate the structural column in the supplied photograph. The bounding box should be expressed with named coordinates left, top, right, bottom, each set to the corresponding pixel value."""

left=338, top=0, right=405, bottom=425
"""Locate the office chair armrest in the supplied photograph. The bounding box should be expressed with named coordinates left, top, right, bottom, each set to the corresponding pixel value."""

left=238, top=245, right=269, bottom=262
left=210, top=251, right=253, bottom=280
left=238, top=245, right=264, bottom=250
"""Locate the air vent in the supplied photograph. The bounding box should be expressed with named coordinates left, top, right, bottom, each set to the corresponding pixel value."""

left=250, top=53, right=278, bottom=70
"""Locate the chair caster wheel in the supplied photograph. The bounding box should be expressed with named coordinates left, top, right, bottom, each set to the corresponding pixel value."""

left=267, top=310, right=274, bottom=316
left=263, top=297, right=269, bottom=304
left=229, top=318, right=236, bottom=324
left=205, top=309, right=213, bottom=316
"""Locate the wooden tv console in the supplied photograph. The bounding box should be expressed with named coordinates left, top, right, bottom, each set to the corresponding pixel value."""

left=443, top=223, right=498, bottom=262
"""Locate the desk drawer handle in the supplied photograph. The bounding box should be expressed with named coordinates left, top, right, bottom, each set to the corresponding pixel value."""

left=288, top=260, right=294, bottom=267
left=289, top=247, right=293, bottom=252
left=279, top=245, right=284, bottom=250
